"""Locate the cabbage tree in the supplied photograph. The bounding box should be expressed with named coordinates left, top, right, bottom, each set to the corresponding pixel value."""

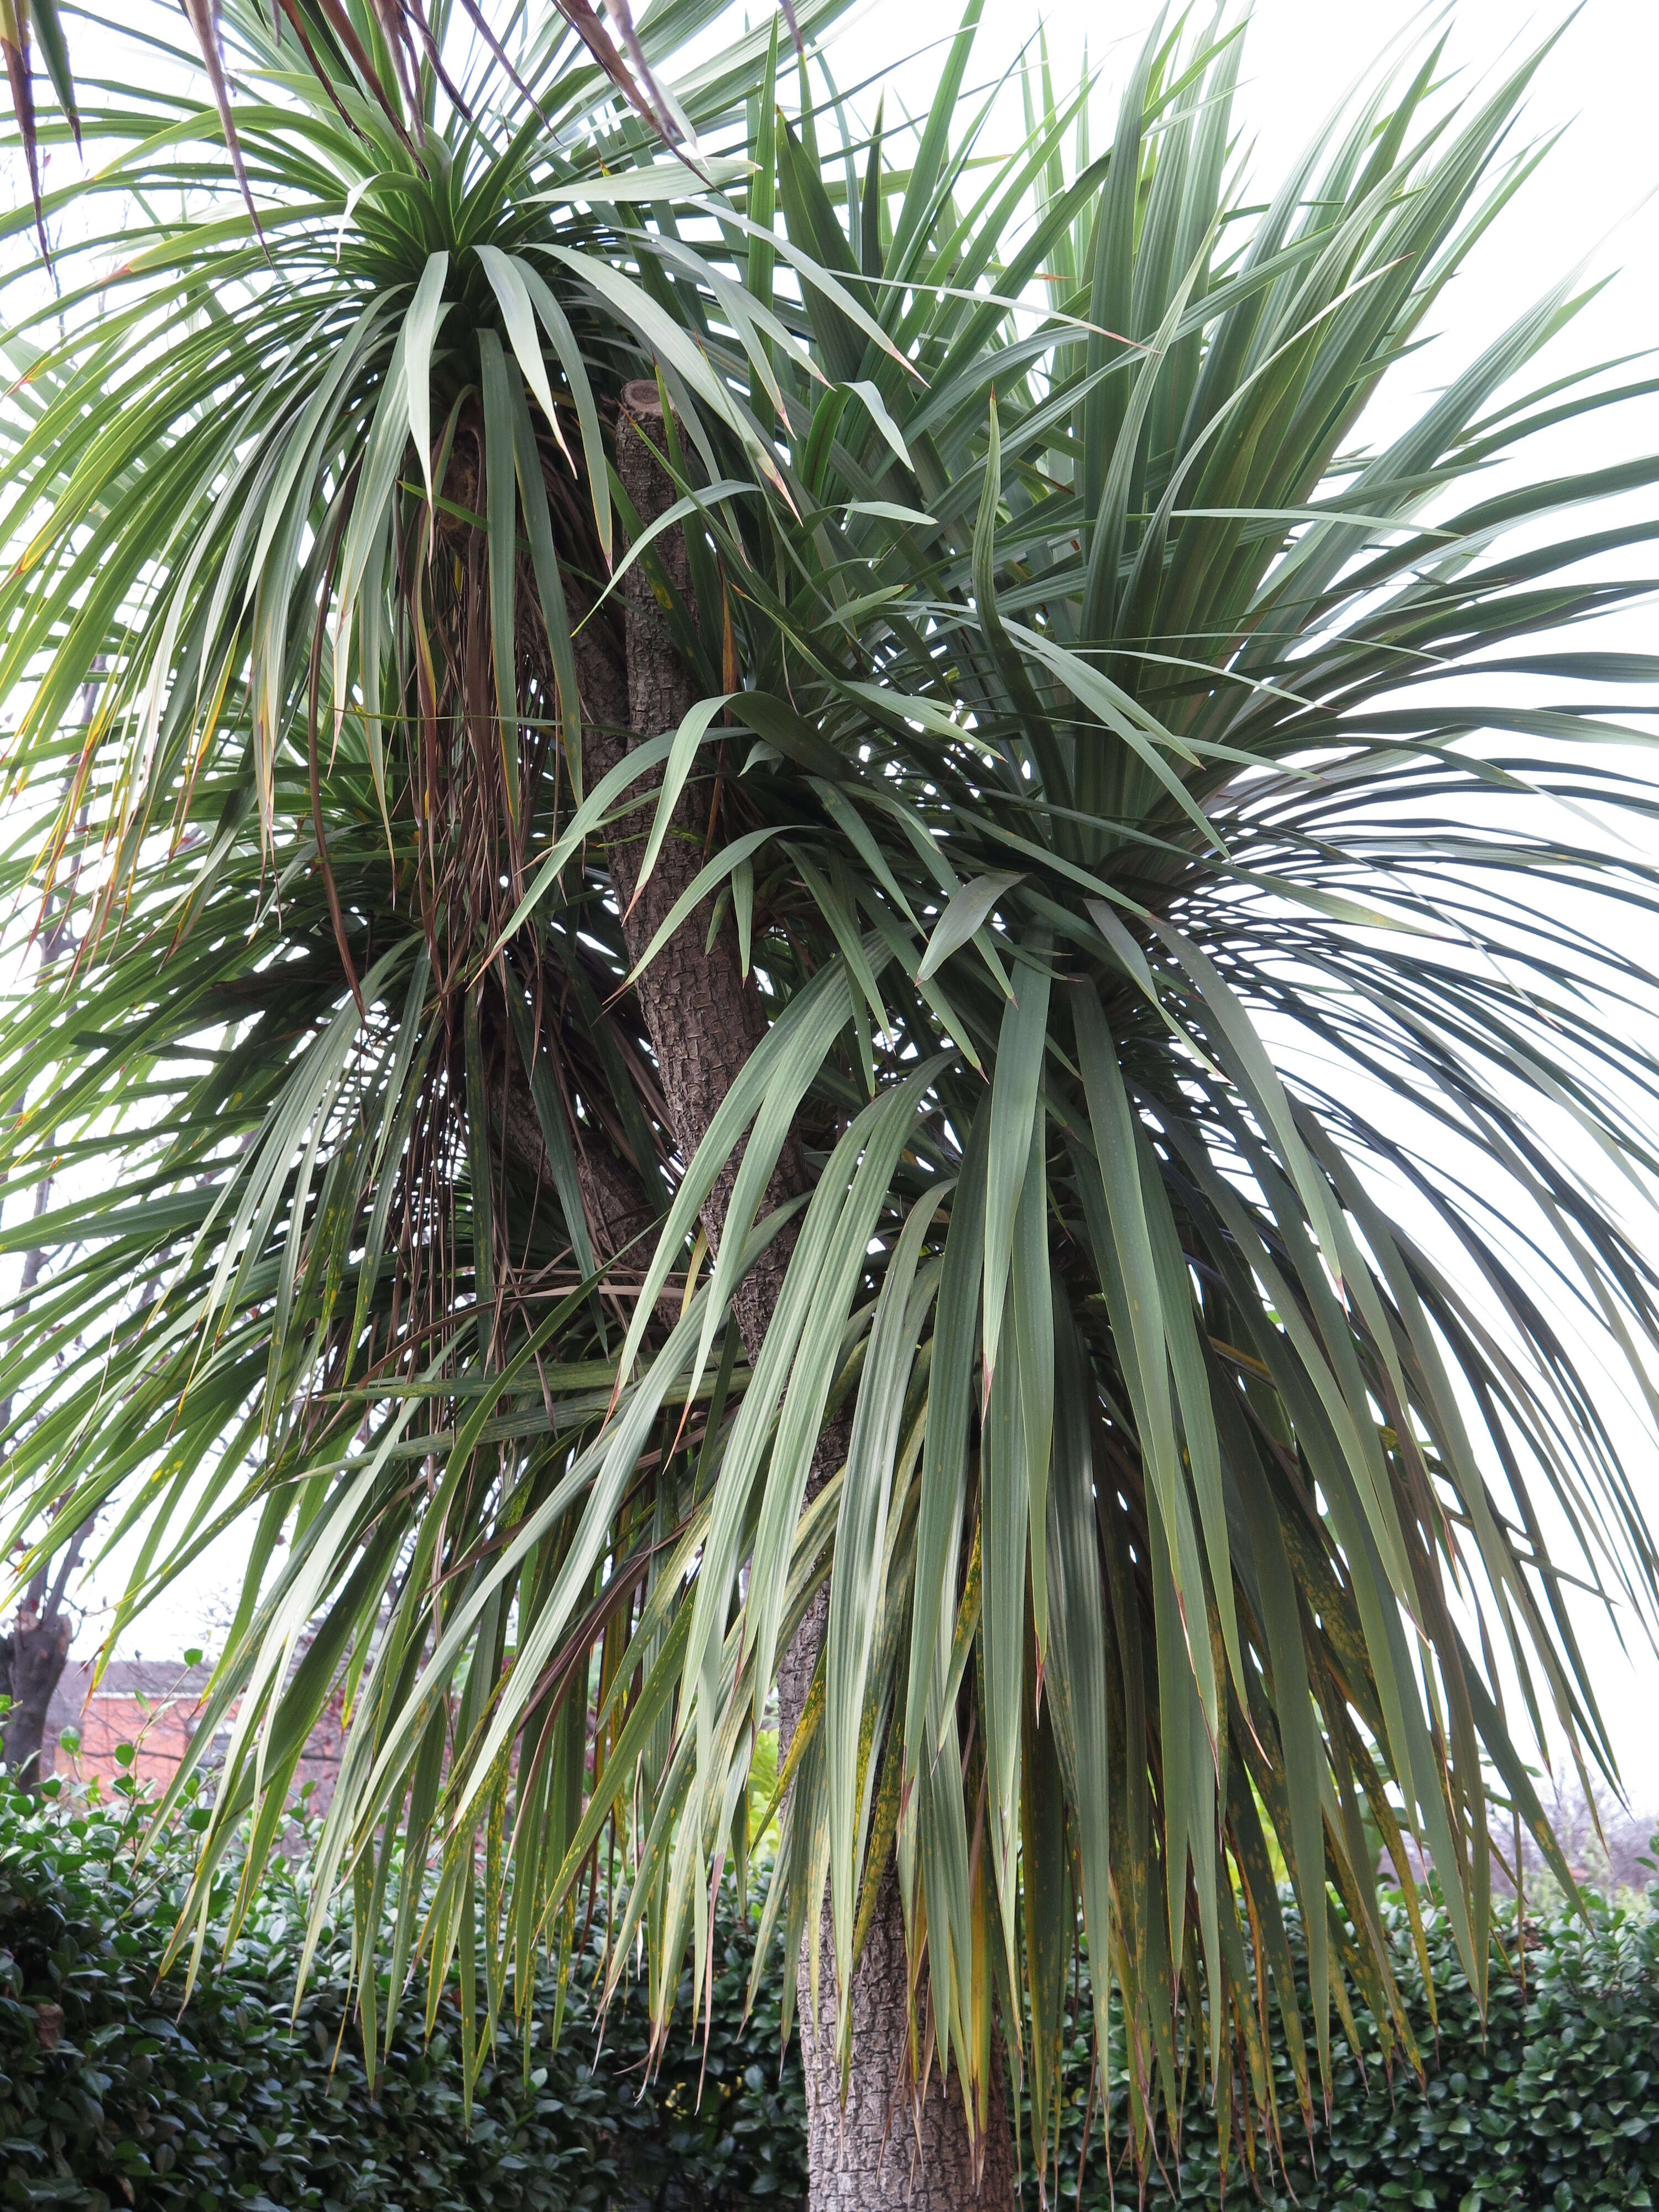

left=3, top=3, right=1659, bottom=2203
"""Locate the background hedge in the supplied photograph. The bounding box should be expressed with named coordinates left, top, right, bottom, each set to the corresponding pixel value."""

left=2, top=1775, right=1657, bottom=2209
left=0, top=1775, right=802, bottom=2210
left=1027, top=1884, right=1659, bottom=2211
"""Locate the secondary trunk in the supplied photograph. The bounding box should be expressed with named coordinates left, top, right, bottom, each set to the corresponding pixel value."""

left=566, top=384, right=1018, bottom=2206
left=0, top=1605, right=70, bottom=1788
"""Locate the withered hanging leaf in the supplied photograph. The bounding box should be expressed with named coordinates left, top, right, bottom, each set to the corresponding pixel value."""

left=0, top=0, right=49, bottom=260
left=176, top=0, right=266, bottom=249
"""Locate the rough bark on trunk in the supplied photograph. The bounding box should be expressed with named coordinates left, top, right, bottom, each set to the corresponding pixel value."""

left=570, top=384, right=1018, bottom=2207
left=0, top=1607, right=70, bottom=1788
left=778, top=1595, right=1020, bottom=2210
left=577, top=385, right=802, bottom=1358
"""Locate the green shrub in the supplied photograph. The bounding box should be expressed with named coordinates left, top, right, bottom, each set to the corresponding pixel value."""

left=1024, top=1884, right=1659, bottom=2209
left=4, top=1775, right=1657, bottom=2210
left=0, top=1775, right=804, bottom=2210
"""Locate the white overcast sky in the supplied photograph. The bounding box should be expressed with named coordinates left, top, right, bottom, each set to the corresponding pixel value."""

left=8, top=0, right=1659, bottom=1809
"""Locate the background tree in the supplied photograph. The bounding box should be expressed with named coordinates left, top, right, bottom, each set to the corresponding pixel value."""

left=4, top=4, right=1659, bottom=2205
left=0, top=668, right=97, bottom=1785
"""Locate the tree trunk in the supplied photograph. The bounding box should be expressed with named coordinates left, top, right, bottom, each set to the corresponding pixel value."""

left=0, top=1606, right=71, bottom=1788
left=575, top=384, right=1019, bottom=2207
left=796, top=1890, right=1019, bottom=2209
left=778, top=1594, right=1020, bottom=2210
left=578, top=385, right=802, bottom=1356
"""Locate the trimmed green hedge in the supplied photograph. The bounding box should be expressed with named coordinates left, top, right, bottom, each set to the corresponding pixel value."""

left=0, top=1777, right=803, bottom=2210
left=4, top=1775, right=1657, bottom=2210
left=1023, top=1884, right=1659, bottom=2210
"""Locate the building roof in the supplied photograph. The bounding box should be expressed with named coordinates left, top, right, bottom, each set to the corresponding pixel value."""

left=46, top=1657, right=215, bottom=1729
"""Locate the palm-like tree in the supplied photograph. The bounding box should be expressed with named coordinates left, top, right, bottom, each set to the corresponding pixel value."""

left=4, top=2, right=1659, bottom=2199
